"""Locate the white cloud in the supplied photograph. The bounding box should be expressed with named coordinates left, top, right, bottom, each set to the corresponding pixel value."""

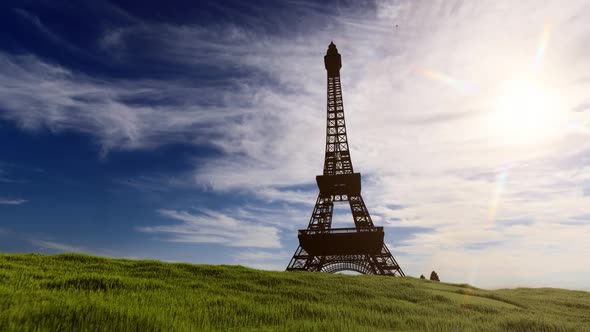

left=0, top=52, right=254, bottom=156
left=0, top=165, right=26, bottom=184
left=30, top=239, right=85, bottom=253
left=396, top=221, right=590, bottom=290
left=113, top=174, right=194, bottom=193
left=231, top=249, right=292, bottom=271
left=138, top=209, right=282, bottom=248
left=0, top=198, right=28, bottom=205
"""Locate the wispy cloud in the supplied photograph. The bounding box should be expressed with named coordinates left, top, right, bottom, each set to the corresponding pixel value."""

left=0, top=198, right=28, bottom=205
left=0, top=166, right=24, bottom=183
left=138, top=209, right=282, bottom=248
left=113, top=174, right=194, bottom=193
left=0, top=52, right=252, bottom=156
left=29, top=239, right=85, bottom=253
left=231, top=249, right=292, bottom=271
left=14, top=8, right=66, bottom=45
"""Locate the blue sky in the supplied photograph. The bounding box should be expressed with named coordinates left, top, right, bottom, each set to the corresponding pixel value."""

left=1, top=0, right=590, bottom=290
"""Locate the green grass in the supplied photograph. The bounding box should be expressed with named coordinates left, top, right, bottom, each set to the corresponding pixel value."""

left=1, top=253, right=589, bottom=331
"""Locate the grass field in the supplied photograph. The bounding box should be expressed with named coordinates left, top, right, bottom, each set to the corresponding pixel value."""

left=1, top=253, right=589, bottom=331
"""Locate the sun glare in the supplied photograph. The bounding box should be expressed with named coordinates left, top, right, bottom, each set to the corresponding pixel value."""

left=489, top=77, right=566, bottom=145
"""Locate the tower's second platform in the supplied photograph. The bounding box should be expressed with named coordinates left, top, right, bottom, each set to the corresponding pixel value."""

left=298, top=227, right=384, bottom=255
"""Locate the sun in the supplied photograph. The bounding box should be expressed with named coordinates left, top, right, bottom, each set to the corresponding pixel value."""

left=489, top=76, right=566, bottom=146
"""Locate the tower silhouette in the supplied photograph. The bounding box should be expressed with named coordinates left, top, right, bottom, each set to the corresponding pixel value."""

left=286, top=42, right=405, bottom=276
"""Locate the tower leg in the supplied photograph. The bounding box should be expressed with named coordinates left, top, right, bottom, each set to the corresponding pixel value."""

left=286, top=246, right=309, bottom=271
left=287, top=194, right=334, bottom=271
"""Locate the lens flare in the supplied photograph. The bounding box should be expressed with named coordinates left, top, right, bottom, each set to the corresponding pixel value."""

left=533, top=23, right=551, bottom=72
left=416, top=68, right=474, bottom=93
left=461, top=261, right=480, bottom=306
left=486, top=166, right=509, bottom=227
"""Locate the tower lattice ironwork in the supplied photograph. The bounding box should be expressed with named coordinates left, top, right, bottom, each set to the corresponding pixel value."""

left=286, top=42, right=405, bottom=276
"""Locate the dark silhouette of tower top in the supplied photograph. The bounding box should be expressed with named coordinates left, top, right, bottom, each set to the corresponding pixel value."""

left=327, top=41, right=339, bottom=55
left=324, top=42, right=342, bottom=75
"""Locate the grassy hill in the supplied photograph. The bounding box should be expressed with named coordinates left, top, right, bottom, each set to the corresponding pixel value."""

left=1, top=253, right=589, bottom=331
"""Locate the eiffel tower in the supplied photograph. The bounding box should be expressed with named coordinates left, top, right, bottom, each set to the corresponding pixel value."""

left=286, top=42, right=405, bottom=276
